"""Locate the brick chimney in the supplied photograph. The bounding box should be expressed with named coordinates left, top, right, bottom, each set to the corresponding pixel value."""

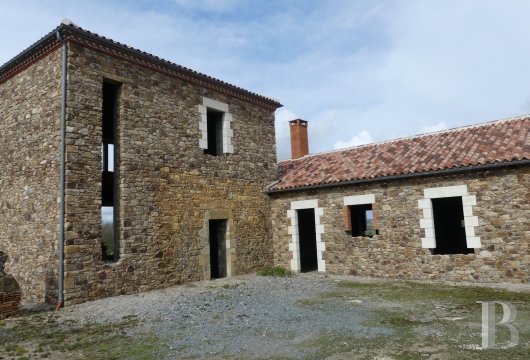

left=289, top=119, right=309, bottom=159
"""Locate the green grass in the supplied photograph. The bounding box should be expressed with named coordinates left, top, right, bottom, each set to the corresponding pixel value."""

left=257, top=266, right=293, bottom=277
left=297, top=280, right=530, bottom=359
left=0, top=312, right=165, bottom=359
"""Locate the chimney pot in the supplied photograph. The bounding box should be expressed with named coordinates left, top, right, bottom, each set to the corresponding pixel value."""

left=289, top=119, right=309, bottom=159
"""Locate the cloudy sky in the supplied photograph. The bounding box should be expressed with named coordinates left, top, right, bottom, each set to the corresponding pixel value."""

left=2, top=0, right=530, bottom=159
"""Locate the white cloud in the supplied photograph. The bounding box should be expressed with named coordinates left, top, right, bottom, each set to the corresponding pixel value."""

left=419, top=122, right=448, bottom=134
left=2, top=0, right=530, bottom=156
left=275, top=108, right=298, bottom=160
left=333, top=130, right=373, bottom=150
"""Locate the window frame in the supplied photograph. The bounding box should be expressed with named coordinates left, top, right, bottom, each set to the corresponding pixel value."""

left=418, top=185, right=481, bottom=251
left=198, top=97, right=233, bottom=155
left=343, top=194, right=378, bottom=238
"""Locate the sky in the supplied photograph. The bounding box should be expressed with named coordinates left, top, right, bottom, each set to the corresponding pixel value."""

left=2, top=0, right=530, bottom=160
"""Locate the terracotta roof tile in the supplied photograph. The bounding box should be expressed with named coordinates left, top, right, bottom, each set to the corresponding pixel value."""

left=268, top=116, right=530, bottom=192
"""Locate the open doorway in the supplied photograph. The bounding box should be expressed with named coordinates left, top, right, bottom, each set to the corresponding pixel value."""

left=297, top=209, right=318, bottom=272
left=431, top=197, right=473, bottom=255
left=209, top=220, right=228, bottom=279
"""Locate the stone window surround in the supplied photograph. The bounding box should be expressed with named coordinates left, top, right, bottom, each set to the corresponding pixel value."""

left=343, top=194, right=376, bottom=236
left=418, top=185, right=481, bottom=250
left=198, top=97, right=234, bottom=154
left=343, top=194, right=376, bottom=206
left=287, top=199, right=326, bottom=273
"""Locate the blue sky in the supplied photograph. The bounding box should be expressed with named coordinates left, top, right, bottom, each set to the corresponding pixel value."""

left=2, top=0, right=530, bottom=159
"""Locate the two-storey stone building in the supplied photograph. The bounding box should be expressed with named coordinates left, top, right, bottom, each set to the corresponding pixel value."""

left=0, top=20, right=281, bottom=307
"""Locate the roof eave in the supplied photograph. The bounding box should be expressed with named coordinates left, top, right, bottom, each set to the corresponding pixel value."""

left=265, top=159, right=530, bottom=194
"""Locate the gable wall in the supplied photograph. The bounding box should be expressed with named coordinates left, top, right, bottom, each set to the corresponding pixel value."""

left=63, top=42, right=277, bottom=304
left=270, top=166, right=529, bottom=283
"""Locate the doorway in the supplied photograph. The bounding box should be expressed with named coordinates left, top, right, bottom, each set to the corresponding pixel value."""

left=209, top=220, right=228, bottom=278
left=431, top=197, right=472, bottom=255
left=297, top=209, right=318, bottom=272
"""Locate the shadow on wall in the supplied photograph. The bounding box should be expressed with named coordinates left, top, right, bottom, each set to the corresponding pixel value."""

left=0, top=251, right=22, bottom=319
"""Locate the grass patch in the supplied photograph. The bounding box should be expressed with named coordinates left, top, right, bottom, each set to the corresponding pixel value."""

left=298, top=280, right=530, bottom=359
left=0, top=312, right=166, bottom=359
left=337, top=280, right=530, bottom=303
left=222, top=283, right=240, bottom=289
left=257, top=266, right=293, bottom=277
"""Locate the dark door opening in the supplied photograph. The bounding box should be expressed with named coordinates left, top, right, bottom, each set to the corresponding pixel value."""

left=431, top=197, right=473, bottom=255
left=209, top=220, right=227, bottom=279
left=297, top=208, right=318, bottom=272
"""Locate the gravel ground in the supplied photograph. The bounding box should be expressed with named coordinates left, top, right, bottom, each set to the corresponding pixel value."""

left=59, top=273, right=389, bottom=359
left=55, top=273, right=530, bottom=359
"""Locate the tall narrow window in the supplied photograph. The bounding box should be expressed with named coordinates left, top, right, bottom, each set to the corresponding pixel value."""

left=204, top=110, right=223, bottom=156
left=101, top=81, right=120, bottom=262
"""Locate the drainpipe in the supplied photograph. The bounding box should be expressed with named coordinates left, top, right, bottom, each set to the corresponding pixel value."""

left=56, top=28, right=68, bottom=309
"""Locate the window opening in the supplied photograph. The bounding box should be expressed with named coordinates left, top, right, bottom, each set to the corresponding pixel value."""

left=431, top=196, right=473, bottom=255
left=101, top=81, right=120, bottom=261
left=349, top=204, right=375, bottom=237
left=204, top=109, right=223, bottom=156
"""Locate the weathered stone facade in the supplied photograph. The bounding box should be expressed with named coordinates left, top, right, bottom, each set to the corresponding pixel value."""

left=61, top=42, right=277, bottom=304
left=0, top=48, right=62, bottom=305
left=270, top=166, right=530, bottom=283
left=1, top=24, right=279, bottom=306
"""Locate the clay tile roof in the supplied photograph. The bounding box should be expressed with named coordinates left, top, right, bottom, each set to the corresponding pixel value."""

left=268, top=116, right=530, bottom=192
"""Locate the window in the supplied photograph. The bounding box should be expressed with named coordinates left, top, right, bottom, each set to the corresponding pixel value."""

left=349, top=204, right=374, bottom=237
left=198, top=97, right=233, bottom=155
left=204, top=110, right=223, bottom=156
left=418, top=185, right=481, bottom=254
left=101, top=81, right=120, bottom=262
left=343, top=194, right=378, bottom=238
left=430, top=197, right=472, bottom=255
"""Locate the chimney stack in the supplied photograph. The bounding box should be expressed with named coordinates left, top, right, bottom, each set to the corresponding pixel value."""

left=289, top=119, right=309, bottom=159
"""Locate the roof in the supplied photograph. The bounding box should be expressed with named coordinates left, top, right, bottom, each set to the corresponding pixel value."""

left=0, top=20, right=282, bottom=110
left=267, top=116, right=530, bottom=192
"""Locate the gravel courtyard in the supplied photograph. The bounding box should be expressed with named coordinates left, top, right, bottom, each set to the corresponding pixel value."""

left=1, top=273, right=529, bottom=359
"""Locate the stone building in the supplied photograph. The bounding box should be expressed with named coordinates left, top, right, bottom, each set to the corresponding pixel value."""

left=267, top=118, right=529, bottom=283
left=1, top=21, right=529, bottom=313
left=0, top=21, right=281, bottom=307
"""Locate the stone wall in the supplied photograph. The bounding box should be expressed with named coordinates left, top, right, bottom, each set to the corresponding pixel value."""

left=62, top=42, right=277, bottom=304
left=270, top=166, right=529, bottom=283
left=0, top=49, right=62, bottom=305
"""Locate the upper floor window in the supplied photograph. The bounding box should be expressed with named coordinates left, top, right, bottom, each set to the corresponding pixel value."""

left=198, top=97, right=233, bottom=156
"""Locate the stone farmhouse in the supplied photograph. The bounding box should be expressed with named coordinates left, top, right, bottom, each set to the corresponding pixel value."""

left=268, top=118, right=529, bottom=283
left=0, top=21, right=281, bottom=309
left=1, top=21, right=529, bottom=314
